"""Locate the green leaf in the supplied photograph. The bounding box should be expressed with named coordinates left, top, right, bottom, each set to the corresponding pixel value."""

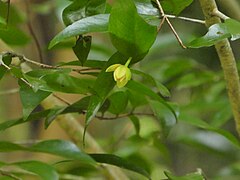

left=179, top=113, right=240, bottom=148
left=126, top=80, right=177, bottom=120
left=129, top=115, right=140, bottom=135
left=0, top=53, right=12, bottom=80
left=188, top=23, right=229, bottom=48
left=24, top=70, right=94, bottom=94
left=49, top=14, right=109, bottom=48
left=19, top=81, right=51, bottom=120
left=85, top=52, right=128, bottom=126
left=0, top=110, right=52, bottom=131
left=90, top=153, right=151, bottom=179
left=188, top=19, right=240, bottom=48
left=0, top=26, right=30, bottom=45
left=62, top=0, right=88, bottom=26
left=72, top=35, right=92, bottom=65
left=149, top=100, right=177, bottom=136
left=108, top=91, right=128, bottom=115
left=0, top=140, right=95, bottom=164
left=164, top=170, right=205, bottom=180
left=109, top=0, right=157, bottom=60
left=14, top=161, right=59, bottom=180
left=85, top=0, right=106, bottom=16
left=159, top=0, right=193, bottom=15
left=224, top=18, right=240, bottom=40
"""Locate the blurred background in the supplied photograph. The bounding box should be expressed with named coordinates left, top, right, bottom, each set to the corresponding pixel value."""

left=0, top=0, right=240, bottom=179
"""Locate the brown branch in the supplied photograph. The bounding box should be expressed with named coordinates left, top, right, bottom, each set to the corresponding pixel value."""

left=155, top=0, right=187, bottom=49
left=199, top=0, right=240, bottom=136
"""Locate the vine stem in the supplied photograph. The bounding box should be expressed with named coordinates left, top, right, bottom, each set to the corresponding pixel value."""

left=199, top=0, right=240, bottom=136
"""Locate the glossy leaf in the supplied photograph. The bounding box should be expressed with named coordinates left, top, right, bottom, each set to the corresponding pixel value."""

left=24, top=70, right=94, bottom=94
left=49, top=14, right=109, bottom=48
left=109, top=0, right=157, bottom=60
left=149, top=100, right=177, bottom=136
left=14, top=161, right=59, bottom=180
left=0, top=140, right=95, bottom=164
left=72, top=35, right=92, bottom=65
left=164, top=170, right=205, bottom=180
left=188, top=19, right=240, bottom=48
left=19, top=81, right=51, bottom=120
left=62, top=0, right=88, bottom=26
left=108, top=91, right=128, bottom=114
left=90, top=153, right=151, bottom=179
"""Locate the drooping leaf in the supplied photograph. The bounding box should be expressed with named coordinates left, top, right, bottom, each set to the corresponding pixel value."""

left=108, top=91, right=128, bottom=115
left=109, top=0, right=157, bottom=61
left=72, top=35, right=92, bottom=65
left=129, top=115, right=140, bottom=135
left=164, top=170, right=205, bottom=180
left=62, top=0, right=88, bottom=26
left=90, top=153, right=151, bottom=179
left=149, top=100, right=177, bottom=136
left=224, top=18, right=240, bottom=40
left=49, top=14, right=109, bottom=48
left=14, top=161, right=59, bottom=180
left=19, top=80, right=51, bottom=120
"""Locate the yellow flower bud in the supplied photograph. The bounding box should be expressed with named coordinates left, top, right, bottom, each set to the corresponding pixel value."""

left=106, top=58, right=132, bottom=88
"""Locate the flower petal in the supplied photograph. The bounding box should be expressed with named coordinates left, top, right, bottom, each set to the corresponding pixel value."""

left=117, top=78, right=128, bottom=88
left=106, top=64, right=121, bottom=72
left=125, top=68, right=131, bottom=80
left=114, top=65, right=127, bottom=80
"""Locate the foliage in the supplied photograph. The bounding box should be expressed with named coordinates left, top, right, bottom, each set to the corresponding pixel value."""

left=0, top=0, right=240, bottom=179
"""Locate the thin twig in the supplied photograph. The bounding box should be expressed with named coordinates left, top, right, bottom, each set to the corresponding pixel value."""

left=165, top=18, right=187, bottom=49
left=25, top=0, right=44, bottom=63
left=155, top=0, right=187, bottom=49
left=165, top=14, right=205, bottom=24
left=212, top=8, right=230, bottom=20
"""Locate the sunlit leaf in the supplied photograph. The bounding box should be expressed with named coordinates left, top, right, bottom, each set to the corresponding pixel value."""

left=109, top=0, right=157, bottom=61
left=19, top=81, right=51, bottom=120
left=90, top=153, right=151, bottom=179
left=49, top=14, right=109, bottom=48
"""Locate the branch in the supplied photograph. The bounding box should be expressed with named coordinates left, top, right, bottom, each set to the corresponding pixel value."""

left=199, top=0, right=240, bottom=136
left=41, top=95, right=129, bottom=180
left=155, top=0, right=186, bottom=49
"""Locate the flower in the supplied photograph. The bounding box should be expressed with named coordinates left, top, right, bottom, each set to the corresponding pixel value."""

left=106, top=58, right=132, bottom=88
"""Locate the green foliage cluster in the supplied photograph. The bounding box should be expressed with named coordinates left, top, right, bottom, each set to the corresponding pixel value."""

left=0, top=0, right=240, bottom=179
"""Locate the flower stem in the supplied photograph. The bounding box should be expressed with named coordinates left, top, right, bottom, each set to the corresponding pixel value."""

left=125, top=57, right=132, bottom=67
